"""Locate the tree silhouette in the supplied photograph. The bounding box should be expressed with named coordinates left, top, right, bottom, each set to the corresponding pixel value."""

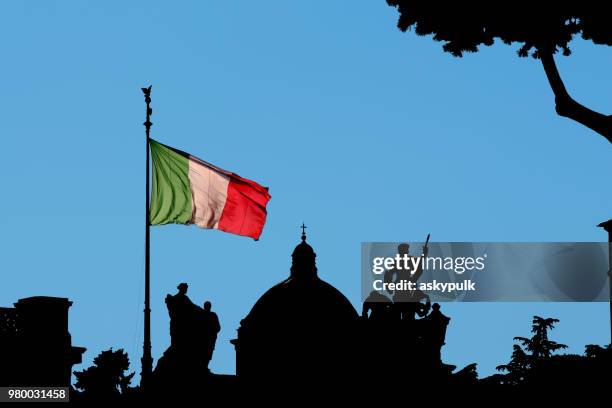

left=514, top=316, right=567, bottom=359
left=452, top=363, right=479, bottom=386
left=496, top=344, right=530, bottom=385
left=496, top=316, right=567, bottom=385
left=584, top=343, right=610, bottom=358
left=385, top=2, right=612, bottom=144
left=74, top=348, right=135, bottom=400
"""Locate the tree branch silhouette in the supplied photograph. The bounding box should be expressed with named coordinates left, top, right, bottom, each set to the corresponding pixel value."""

left=540, top=50, right=612, bottom=143
left=385, top=2, right=612, bottom=144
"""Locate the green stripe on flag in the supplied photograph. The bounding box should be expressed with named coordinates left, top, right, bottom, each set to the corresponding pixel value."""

left=149, top=139, right=193, bottom=225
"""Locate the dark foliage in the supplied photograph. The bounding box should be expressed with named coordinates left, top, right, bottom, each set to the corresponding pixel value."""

left=385, top=3, right=611, bottom=57
left=514, top=316, right=567, bottom=359
left=487, top=314, right=612, bottom=395
left=495, top=315, right=567, bottom=384
left=74, top=348, right=134, bottom=400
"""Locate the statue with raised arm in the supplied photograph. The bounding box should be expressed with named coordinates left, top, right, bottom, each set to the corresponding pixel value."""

left=384, top=237, right=431, bottom=321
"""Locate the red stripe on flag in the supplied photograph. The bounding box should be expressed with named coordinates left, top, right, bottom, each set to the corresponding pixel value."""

left=217, top=173, right=271, bottom=240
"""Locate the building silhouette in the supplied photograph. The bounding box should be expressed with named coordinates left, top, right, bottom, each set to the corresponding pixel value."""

left=0, top=296, right=86, bottom=387
left=231, top=229, right=452, bottom=392
left=231, top=228, right=358, bottom=389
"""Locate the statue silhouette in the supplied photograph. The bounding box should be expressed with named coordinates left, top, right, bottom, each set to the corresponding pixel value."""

left=200, top=301, right=220, bottom=370
left=422, top=303, right=451, bottom=364
left=362, top=290, right=394, bottom=321
left=383, top=243, right=431, bottom=321
left=165, top=283, right=200, bottom=350
left=153, top=283, right=221, bottom=392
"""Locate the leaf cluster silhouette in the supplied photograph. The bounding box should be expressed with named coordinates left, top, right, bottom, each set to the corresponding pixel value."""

left=74, top=348, right=135, bottom=400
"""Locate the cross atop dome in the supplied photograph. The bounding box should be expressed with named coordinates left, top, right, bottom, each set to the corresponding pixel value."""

left=300, top=223, right=307, bottom=242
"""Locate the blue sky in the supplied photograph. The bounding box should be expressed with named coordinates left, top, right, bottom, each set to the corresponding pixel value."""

left=0, top=1, right=610, bottom=381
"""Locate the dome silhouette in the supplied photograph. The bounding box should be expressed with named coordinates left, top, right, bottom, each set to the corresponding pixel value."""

left=241, top=272, right=358, bottom=328
left=232, top=226, right=358, bottom=383
left=242, top=228, right=357, bottom=325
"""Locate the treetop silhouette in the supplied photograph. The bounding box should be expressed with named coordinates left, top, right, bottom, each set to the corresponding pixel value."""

left=74, top=348, right=134, bottom=400
left=514, top=316, right=567, bottom=358
left=495, top=315, right=568, bottom=386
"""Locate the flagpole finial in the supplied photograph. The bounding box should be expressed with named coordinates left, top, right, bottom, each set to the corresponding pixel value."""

left=300, top=223, right=307, bottom=242
left=142, top=86, right=153, bottom=136
left=141, top=85, right=152, bottom=97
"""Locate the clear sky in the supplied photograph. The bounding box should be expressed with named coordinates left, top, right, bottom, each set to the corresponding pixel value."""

left=1, top=1, right=610, bottom=381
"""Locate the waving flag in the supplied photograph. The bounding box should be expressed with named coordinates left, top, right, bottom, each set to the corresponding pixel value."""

left=149, top=139, right=271, bottom=240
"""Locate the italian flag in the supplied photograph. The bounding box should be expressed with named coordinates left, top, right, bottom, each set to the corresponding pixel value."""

left=149, top=139, right=271, bottom=240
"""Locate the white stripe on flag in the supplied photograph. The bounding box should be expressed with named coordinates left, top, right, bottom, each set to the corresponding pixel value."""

left=187, top=155, right=230, bottom=228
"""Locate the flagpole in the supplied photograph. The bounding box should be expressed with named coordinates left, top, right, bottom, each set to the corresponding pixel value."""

left=141, top=85, right=153, bottom=388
